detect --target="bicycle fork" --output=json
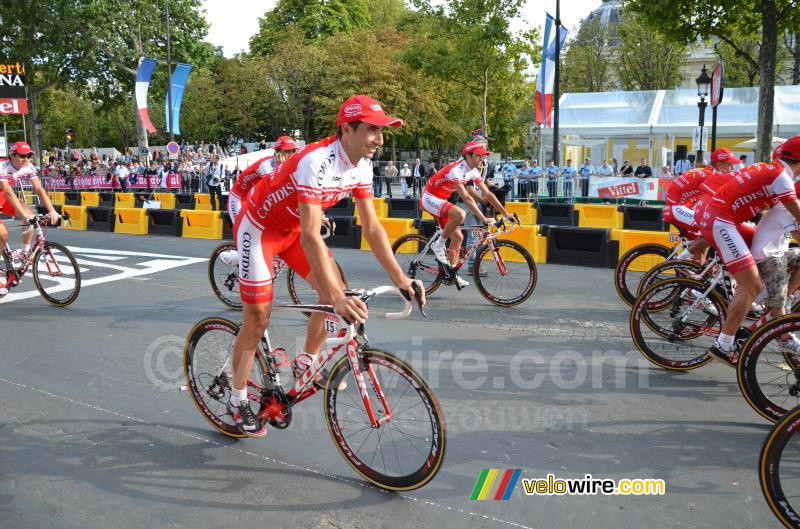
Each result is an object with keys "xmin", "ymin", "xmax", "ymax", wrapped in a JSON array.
[{"xmin": 346, "ymin": 343, "xmax": 393, "ymax": 428}]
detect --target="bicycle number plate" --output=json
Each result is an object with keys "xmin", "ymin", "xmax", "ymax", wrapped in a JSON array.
[
  {"xmin": 669, "ymin": 232, "xmax": 680, "ymax": 243},
  {"xmin": 324, "ymin": 314, "xmax": 339, "ymax": 334}
]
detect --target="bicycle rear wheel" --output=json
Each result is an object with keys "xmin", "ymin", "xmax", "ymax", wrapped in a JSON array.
[
  {"xmin": 473, "ymin": 239, "xmax": 537, "ymax": 307},
  {"xmin": 32, "ymin": 241, "xmax": 81, "ymax": 307},
  {"xmin": 391, "ymin": 234, "xmax": 442, "ymax": 296},
  {"xmin": 738, "ymin": 314, "xmax": 800, "ymax": 423},
  {"xmin": 208, "ymin": 242, "xmax": 241, "ymax": 310},
  {"xmin": 760, "ymin": 404, "xmax": 800, "ymax": 529},
  {"xmin": 630, "ymin": 278, "xmax": 724, "ymax": 370},
  {"xmin": 286, "ymin": 259, "xmax": 348, "ymax": 317},
  {"xmin": 184, "ymin": 317, "xmax": 269, "ymax": 438},
  {"xmin": 324, "ymin": 348, "xmax": 446, "ymax": 491},
  {"xmin": 615, "ymin": 243, "xmax": 673, "ymax": 306}
]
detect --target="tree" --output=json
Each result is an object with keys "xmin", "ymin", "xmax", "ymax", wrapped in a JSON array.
[
  {"xmin": 85, "ymin": 0, "xmax": 216, "ymax": 149},
  {"xmin": 404, "ymin": 0, "xmax": 540, "ymax": 136},
  {"xmin": 249, "ymin": 0, "xmax": 370, "ymax": 56},
  {"xmin": 615, "ymin": 9, "xmax": 686, "ymax": 91},
  {"xmin": 783, "ymin": 31, "xmax": 800, "ymax": 84},
  {"xmin": 562, "ymin": 17, "xmax": 614, "ymax": 93},
  {"xmin": 626, "ymin": 0, "xmax": 800, "ymax": 161}
]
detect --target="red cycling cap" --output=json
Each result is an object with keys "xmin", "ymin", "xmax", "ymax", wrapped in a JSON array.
[
  {"xmin": 9, "ymin": 141, "xmax": 33, "ymax": 155},
  {"xmin": 710, "ymin": 148, "xmax": 738, "ymax": 165},
  {"xmin": 336, "ymin": 95, "xmax": 403, "ymax": 128},
  {"xmin": 274, "ymin": 136, "xmax": 297, "ymax": 151},
  {"xmin": 463, "ymin": 140, "xmax": 491, "ymax": 156}
]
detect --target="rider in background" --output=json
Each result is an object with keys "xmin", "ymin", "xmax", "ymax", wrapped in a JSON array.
[
  {"xmin": 697, "ymin": 136, "xmax": 800, "ymax": 366},
  {"xmin": 420, "ymin": 141, "xmax": 514, "ymax": 288},
  {"xmin": 0, "ymin": 142, "xmax": 60, "ymax": 295}
]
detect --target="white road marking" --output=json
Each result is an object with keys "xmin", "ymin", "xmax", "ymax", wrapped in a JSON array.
[{"xmin": 0, "ymin": 246, "xmax": 207, "ymax": 304}]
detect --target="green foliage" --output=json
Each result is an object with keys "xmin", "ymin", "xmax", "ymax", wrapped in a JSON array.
[
  {"xmin": 250, "ymin": 0, "xmax": 370, "ymax": 56},
  {"xmin": 562, "ymin": 17, "xmax": 613, "ymax": 93},
  {"xmin": 615, "ymin": 9, "xmax": 687, "ymax": 90}
]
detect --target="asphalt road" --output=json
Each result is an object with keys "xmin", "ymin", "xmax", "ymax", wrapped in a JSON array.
[{"xmin": 0, "ymin": 228, "xmax": 781, "ymax": 529}]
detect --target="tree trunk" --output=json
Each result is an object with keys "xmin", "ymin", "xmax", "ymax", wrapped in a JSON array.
[
  {"xmin": 756, "ymin": 0, "xmax": 778, "ymax": 162},
  {"xmin": 482, "ymin": 67, "xmax": 489, "ymax": 134},
  {"xmin": 28, "ymin": 88, "xmax": 42, "ymax": 161},
  {"xmin": 793, "ymin": 32, "xmax": 800, "ymax": 85}
]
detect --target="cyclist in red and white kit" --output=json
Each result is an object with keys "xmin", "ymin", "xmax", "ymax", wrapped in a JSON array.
[
  {"xmin": 0, "ymin": 142, "xmax": 59, "ymax": 295},
  {"xmin": 663, "ymin": 148, "xmax": 742, "ymax": 262},
  {"xmin": 227, "ymin": 136, "xmax": 298, "ymax": 221},
  {"xmin": 227, "ymin": 95, "xmax": 424, "ymax": 436},
  {"xmin": 420, "ymin": 141, "xmax": 515, "ymax": 287},
  {"xmin": 696, "ymin": 135, "xmax": 800, "ymax": 366}
]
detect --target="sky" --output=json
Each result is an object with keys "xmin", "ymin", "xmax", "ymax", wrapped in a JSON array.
[{"xmin": 201, "ymin": 0, "xmax": 601, "ymax": 58}]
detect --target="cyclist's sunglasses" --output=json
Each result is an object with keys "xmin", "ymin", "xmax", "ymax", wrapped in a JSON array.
[{"xmin": 13, "ymin": 152, "xmax": 33, "ymax": 159}]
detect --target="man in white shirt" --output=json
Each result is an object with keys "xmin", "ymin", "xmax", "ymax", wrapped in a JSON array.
[
  {"xmin": 206, "ymin": 155, "xmax": 225, "ymax": 210},
  {"xmin": 596, "ymin": 159, "xmax": 614, "ymax": 177},
  {"xmin": 674, "ymin": 156, "xmax": 692, "ymax": 176}
]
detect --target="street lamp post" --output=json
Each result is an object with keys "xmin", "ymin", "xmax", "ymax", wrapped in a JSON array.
[
  {"xmin": 33, "ymin": 117, "xmax": 43, "ymax": 169},
  {"xmin": 695, "ymin": 64, "xmax": 712, "ymax": 163}
]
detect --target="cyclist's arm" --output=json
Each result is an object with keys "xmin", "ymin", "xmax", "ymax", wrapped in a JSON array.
[
  {"xmin": 475, "ymin": 179, "xmax": 511, "ymax": 218},
  {"xmin": 454, "ymin": 183, "xmax": 490, "ymax": 224},
  {"xmin": 466, "ymin": 184, "xmax": 487, "ymax": 205},
  {"xmin": 0, "ymin": 179, "xmax": 31, "ymax": 218},
  {"xmin": 784, "ymin": 199, "xmax": 800, "ymax": 227}
]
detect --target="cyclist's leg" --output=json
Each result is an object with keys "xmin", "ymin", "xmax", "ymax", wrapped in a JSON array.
[
  {"xmin": 281, "ymin": 238, "xmax": 344, "ymax": 358},
  {"xmin": 0, "ymin": 218, "xmax": 8, "ymax": 248},
  {"xmin": 441, "ymin": 206, "xmax": 465, "ymax": 266}
]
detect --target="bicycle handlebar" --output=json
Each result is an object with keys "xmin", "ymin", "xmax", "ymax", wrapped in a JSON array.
[{"xmin": 25, "ymin": 211, "xmax": 69, "ymax": 227}]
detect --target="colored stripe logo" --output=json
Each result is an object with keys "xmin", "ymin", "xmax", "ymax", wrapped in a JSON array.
[{"xmin": 470, "ymin": 469, "xmax": 521, "ymax": 500}]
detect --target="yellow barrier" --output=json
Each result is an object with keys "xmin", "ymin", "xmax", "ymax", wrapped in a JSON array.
[
  {"xmin": 154, "ymin": 192, "xmax": 176, "ymax": 209},
  {"xmin": 361, "ymin": 218, "xmax": 416, "ymax": 250},
  {"xmin": 421, "ymin": 209, "xmax": 434, "ymax": 220},
  {"xmin": 114, "ymin": 207, "xmax": 149, "ymax": 235},
  {"xmin": 81, "ymin": 191, "xmax": 100, "ymax": 207},
  {"xmin": 497, "ymin": 225, "xmax": 546, "ymax": 264},
  {"xmin": 194, "ymin": 193, "xmax": 212, "ymax": 211},
  {"xmin": 17, "ymin": 191, "xmax": 35, "ymax": 205},
  {"xmin": 354, "ymin": 197, "xmax": 389, "ymax": 225},
  {"xmin": 48, "ymin": 191, "xmax": 65, "ymax": 205},
  {"xmin": 610, "ymin": 228, "xmax": 677, "ymax": 271},
  {"xmin": 115, "ymin": 192, "xmax": 135, "ymax": 209},
  {"xmin": 574, "ymin": 204, "xmax": 624, "ymax": 229},
  {"xmin": 505, "ymin": 202, "xmax": 537, "ymax": 225},
  {"xmin": 62, "ymin": 205, "xmax": 87, "ymax": 230},
  {"xmin": 180, "ymin": 209, "xmax": 222, "ymax": 239}
]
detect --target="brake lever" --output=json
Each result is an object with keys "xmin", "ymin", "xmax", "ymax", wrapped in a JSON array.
[{"xmin": 400, "ymin": 281, "xmax": 428, "ymax": 318}]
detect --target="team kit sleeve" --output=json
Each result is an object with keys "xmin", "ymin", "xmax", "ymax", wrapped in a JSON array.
[
  {"xmin": 767, "ymin": 169, "xmax": 798, "ymax": 204},
  {"xmin": 293, "ymin": 153, "xmax": 325, "ymax": 205},
  {"xmin": 353, "ymin": 162, "xmax": 374, "ymax": 199}
]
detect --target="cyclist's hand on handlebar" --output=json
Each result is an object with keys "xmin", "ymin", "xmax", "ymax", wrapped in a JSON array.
[
  {"xmin": 47, "ymin": 210, "xmax": 60, "ymax": 226},
  {"xmin": 504, "ymin": 214, "xmax": 517, "ymax": 224},
  {"xmin": 321, "ymin": 216, "xmax": 332, "ymax": 230},
  {"xmin": 397, "ymin": 276, "xmax": 426, "ymax": 307},
  {"xmin": 333, "ymin": 296, "xmax": 368, "ymax": 324}
]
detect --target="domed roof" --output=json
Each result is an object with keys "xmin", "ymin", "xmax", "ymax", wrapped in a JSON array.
[{"xmin": 586, "ymin": 0, "xmax": 622, "ymax": 29}]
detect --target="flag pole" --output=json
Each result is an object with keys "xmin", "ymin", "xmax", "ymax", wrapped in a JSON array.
[
  {"xmin": 551, "ymin": 0, "xmax": 561, "ymax": 166},
  {"xmin": 166, "ymin": 0, "xmax": 174, "ymax": 142}
]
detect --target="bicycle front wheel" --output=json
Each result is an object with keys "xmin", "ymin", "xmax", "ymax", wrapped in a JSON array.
[
  {"xmin": 324, "ymin": 348, "xmax": 446, "ymax": 491},
  {"xmin": 629, "ymin": 278, "xmax": 724, "ymax": 370},
  {"xmin": 208, "ymin": 242, "xmax": 241, "ymax": 310},
  {"xmin": 184, "ymin": 317, "xmax": 269, "ymax": 438},
  {"xmin": 636, "ymin": 259, "xmax": 705, "ymax": 301},
  {"xmin": 473, "ymin": 239, "xmax": 537, "ymax": 307},
  {"xmin": 32, "ymin": 241, "xmax": 81, "ymax": 307},
  {"xmin": 286, "ymin": 259, "xmax": 348, "ymax": 317},
  {"xmin": 760, "ymin": 404, "xmax": 800, "ymax": 529},
  {"xmin": 391, "ymin": 234, "xmax": 442, "ymax": 296},
  {"xmin": 738, "ymin": 314, "xmax": 800, "ymax": 423},
  {"xmin": 615, "ymin": 243, "xmax": 672, "ymax": 306}
]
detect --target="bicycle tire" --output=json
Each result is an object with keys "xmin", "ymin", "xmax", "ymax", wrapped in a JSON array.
[
  {"xmin": 615, "ymin": 243, "xmax": 672, "ymax": 306},
  {"xmin": 391, "ymin": 234, "xmax": 442, "ymax": 296},
  {"xmin": 286, "ymin": 259, "xmax": 348, "ymax": 318},
  {"xmin": 737, "ymin": 313, "xmax": 800, "ymax": 423},
  {"xmin": 636, "ymin": 259, "xmax": 706, "ymax": 300},
  {"xmin": 473, "ymin": 239, "xmax": 537, "ymax": 307},
  {"xmin": 324, "ymin": 348, "xmax": 446, "ymax": 491},
  {"xmin": 208, "ymin": 242, "xmax": 242, "ymax": 310},
  {"xmin": 32, "ymin": 241, "xmax": 81, "ymax": 307},
  {"xmin": 183, "ymin": 317, "xmax": 269, "ymax": 438},
  {"xmin": 630, "ymin": 277, "xmax": 724, "ymax": 370},
  {"xmin": 760, "ymin": 404, "xmax": 800, "ymax": 529}
]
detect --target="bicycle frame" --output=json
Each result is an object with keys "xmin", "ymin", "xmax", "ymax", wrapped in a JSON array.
[
  {"xmin": 416, "ymin": 222, "xmax": 514, "ymax": 273},
  {"xmin": 2, "ymin": 222, "xmax": 49, "ymax": 289}
]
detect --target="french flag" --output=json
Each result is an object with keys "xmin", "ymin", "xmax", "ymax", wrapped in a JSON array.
[
  {"xmin": 535, "ymin": 14, "xmax": 567, "ymax": 128},
  {"xmin": 135, "ymin": 58, "xmax": 158, "ymax": 134}
]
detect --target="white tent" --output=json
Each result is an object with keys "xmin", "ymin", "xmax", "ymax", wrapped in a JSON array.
[{"xmin": 219, "ymin": 149, "xmax": 274, "ymax": 172}]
